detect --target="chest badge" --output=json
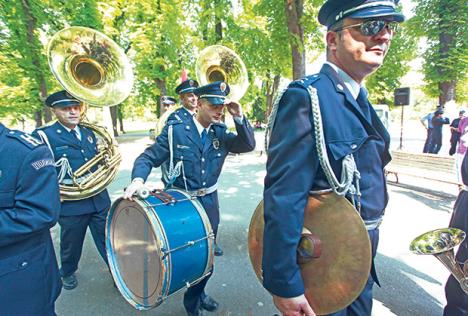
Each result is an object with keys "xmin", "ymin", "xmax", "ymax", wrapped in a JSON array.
[
  {"xmin": 212, "ymin": 138, "xmax": 220, "ymax": 150},
  {"xmin": 87, "ymin": 136, "xmax": 93, "ymax": 144}
]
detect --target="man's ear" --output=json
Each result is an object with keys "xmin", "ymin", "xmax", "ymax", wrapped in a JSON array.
[{"xmin": 326, "ymin": 31, "xmax": 338, "ymax": 52}]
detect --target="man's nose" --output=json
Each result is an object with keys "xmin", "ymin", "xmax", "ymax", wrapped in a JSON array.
[{"xmin": 374, "ymin": 26, "xmax": 392, "ymax": 42}]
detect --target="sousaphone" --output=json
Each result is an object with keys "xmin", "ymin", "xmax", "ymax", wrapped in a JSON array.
[
  {"xmin": 195, "ymin": 45, "xmax": 248, "ymax": 101},
  {"xmin": 46, "ymin": 26, "xmax": 134, "ymax": 200},
  {"xmin": 410, "ymin": 228, "xmax": 468, "ymax": 293}
]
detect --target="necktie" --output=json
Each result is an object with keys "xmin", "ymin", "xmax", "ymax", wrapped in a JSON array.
[
  {"xmin": 201, "ymin": 129, "xmax": 207, "ymax": 146},
  {"xmin": 71, "ymin": 129, "xmax": 80, "ymax": 141},
  {"xmin": 356, "ymin": 87, "xmax": 371, "ymax": 121}
]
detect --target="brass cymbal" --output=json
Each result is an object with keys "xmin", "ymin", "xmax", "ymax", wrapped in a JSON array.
[{"xmin": 248, "ymin": 192, "xmax": 371, "ymax": 315}]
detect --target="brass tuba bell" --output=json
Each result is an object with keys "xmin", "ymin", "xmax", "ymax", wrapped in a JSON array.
[
  {"xmin": 48, "ymin": 26, "xmax": 134, "ymax": 106},
  {"xmin": 46, "ymin": 26, "xmax": 133, "ymax": 200},
  {"xmin": 195, "ymin": 45, "xmax": 248, "ymax": 101},
  {"xmin": 410, "ymin": 228, "xmax": 468, "ymax": 294}
]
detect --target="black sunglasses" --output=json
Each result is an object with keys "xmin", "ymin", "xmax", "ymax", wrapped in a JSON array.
[{"xmin": 333, "ymin": 20, "xmax": 398, "ymax": 37}]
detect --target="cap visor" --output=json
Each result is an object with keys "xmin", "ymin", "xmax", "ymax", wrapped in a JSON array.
[
  {"xmin": 203, "ymin": 97, "xmax": 225, "ymax": 105},
  {"xmin": 179, "ymin": 87, "xmax": 197, "ymax": 94},
  {"xmin": 51, "ymin": 101, "xmax": 81, "ymax": 108}
]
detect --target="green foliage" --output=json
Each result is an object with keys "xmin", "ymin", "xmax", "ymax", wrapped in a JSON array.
[
  {"xmin": 0, "ymin": 0, "xmax": 422, "ymax": 126},
  {"xmin": 411, "ymin": 0, "xmax": 467, "ymax": 103},
  {"xmin": 0, "ymin": 0, "xmax": 52, "ymax": 120},
  {"xmin": 367, "ymin": 24, "xmax": 418, "ymax": 106}
]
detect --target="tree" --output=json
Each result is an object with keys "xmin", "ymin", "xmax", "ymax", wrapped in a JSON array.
[
  {"xmin": 128, "ymin": 0, "xmax": 192, "ymax": 119},
  {"xmin": 411, "ymin": 0, "xmax": 467, "ymax": 106},
  {"xmin": 0, "ymin": 0, "xmax": 56, "ymax": 126},
  {"xmin": 366, "ymin": 23, "xmax": 417, "ymax": 106}
]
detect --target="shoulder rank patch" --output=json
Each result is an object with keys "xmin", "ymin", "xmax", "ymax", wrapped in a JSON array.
[
  {"xmin": 8, "ymin": 131, "xmax": 43, "ymax": 148},
  {"xmin": 291, "ymin": 74, "xmax": 321, "ymax": 90},
  {"xmin": 31, "ymin": 158, "xmax": 55, "ymax": 170},
  {"xmin": 167, "ymin": 119, "xmax": 183, "ymax": 125}
]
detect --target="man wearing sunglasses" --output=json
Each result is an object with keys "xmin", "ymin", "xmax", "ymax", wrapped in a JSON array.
[{"xmin": 262, "ymin": 1, "xmax": 404, "ymax": 316}]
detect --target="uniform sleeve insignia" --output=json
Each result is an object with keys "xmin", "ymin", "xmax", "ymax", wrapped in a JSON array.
[
  {"xmin": 31, "ymin": 158, "xmax": 55, "ymax": 170},
  {"xmin": 87, "ymin": 135, "xmax": 94, "ymax": 144}
]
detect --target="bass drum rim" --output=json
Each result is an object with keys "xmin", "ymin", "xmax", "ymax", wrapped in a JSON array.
[
  {"xmin": 105, "ymin": 196, "xmax": 167, "ymax": 310},
  {"xmin": 106, "ymin": 189, "xmax": 215, "ymax": 310}
]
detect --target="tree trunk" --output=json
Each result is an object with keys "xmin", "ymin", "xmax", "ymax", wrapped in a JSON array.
[
  {"xmin": 284, "ymin": 0, "xmax": 305, "ymax": 80},
  {"xmin": 437, "ymin": 3, "xmax": 456, "ymax": 107},
  {"xmin": 214, "ymin": 0, "xmax": 223, "ymax": 43},
  {"xmin": 154, "ymin": 78, "xmax": 167, "ymax": 118},
  {"xmin": 109, "ymin": 106, "xmax": 119, "ymax": 137},
  {"xmin": 118, "ymin": 104, "xmax": 125, "ymax": 133},
  {"xmin": 34, "ymin": 110, "xmax": 42, "ymax": 128},
  {"xmin": 21, "ymin": 0, "xmax": 50, "ymax": 126},
  {"xmin": 438, "ymin": 31, "xmax": 456, "ymax": 106},
  {"xmin": 265, "ymin": 75, "xmax": 281, "ymax": 119}
]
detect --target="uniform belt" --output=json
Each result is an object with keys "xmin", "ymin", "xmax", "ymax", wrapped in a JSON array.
[
  {"xmin": 175, "ymin": 183, "xmax": 218, "ymax": 197},
  {"xmin": 364, "ymin": 217, "xmax": 383, "ymax": 231}
]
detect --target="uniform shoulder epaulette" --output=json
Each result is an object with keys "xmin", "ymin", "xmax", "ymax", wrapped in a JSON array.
[
  {"xmin": 6, "ymin": 130, "xmax": 43, "ymax": 149},
  {"xmin": 35, "ymin": 125, "xmax": 49, "ymax": 131},
  {"xmin": 290, "ymin": 73, "xmax": 322, "ymax": 90},
  {"xmin": 167, "ymin": 119, "xmax": 183, "ymax": 125}
]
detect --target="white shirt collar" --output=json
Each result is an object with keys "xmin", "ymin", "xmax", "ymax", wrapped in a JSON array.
[
  {"xmin": 192, "ymin": 116, "xmax": 211, "ymax": 136},
  {"xmin": 58, "ymin": 122, "xmax": 81, "ymax": 139},
  {"xmin": 325, "ymin": 61, "xmax": 362, "ymax": 99},
  {"xmin": 183, "ymin": 106, "xmax": 196, "ymax": 116}
]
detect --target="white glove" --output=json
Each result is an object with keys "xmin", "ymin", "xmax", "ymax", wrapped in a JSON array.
[{"xmin": 124, "ymin": 178, "xmax": 148, "ymax": 200}]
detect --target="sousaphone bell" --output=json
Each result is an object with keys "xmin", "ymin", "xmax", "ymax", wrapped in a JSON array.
[
  {"xmin": 195, "ymin": 45, "xmax": 248, "ymax": 101},
  {"xmin": 46, "ymin": 26, "xmax": 134, "ymax": 200},
  {"xmin": 410, "ymin": 228, "xmax": 468, "ymax": 293}
]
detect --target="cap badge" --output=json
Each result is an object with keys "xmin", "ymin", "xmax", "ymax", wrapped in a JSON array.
[
  {"xmin": 189, "ymin": 80, "xmax": 194, "ymax": 86},
  {"xmin": 220, "ymin": 82, "xmax": 227, "ymax": 92}
]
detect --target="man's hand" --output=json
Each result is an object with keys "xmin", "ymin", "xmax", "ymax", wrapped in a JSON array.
[
  {"xmin": 123, "ymin": 178, "xmax": 147, "ymax": 201},
  {"xmin": 225, "ymin": 99, "xmax": 243, "ymax": 118},
  {"xmin": 273, "ymin": 294, "xmax": 316, "ymax": 316}
]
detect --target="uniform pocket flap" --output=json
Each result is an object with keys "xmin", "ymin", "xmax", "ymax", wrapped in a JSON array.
[{"xmin": 327, "ymin": 138, "xmax": 366, "ymax": 161}]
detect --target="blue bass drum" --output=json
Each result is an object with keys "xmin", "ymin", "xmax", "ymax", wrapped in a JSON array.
[{"xmin": 106, "ymin": 188, "xmax": 214, "ymax": 310}]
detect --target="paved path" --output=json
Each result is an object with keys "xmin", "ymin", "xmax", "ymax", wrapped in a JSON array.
[{"xmin": 53, "ymin": 132, "xmax": 456, "ymax": 316}]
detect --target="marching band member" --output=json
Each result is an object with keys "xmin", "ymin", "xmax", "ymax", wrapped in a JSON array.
[
  {"xmin": 444, "ymin": 152, "xmax": 468, "ymax": 315},
  {"xmin": 33, "ymin": 91, "xmax": 111, "ymax": 290},
  {"xmin": 262, "ymin": 1, "xmax": 405, "ymax": 315},
  {"xmin": 0, "ymin": 123, "xmax": 61, "ymax": 315},
  {"xmin": 124, "ymin": 81, "xmax": 256, "ymax": 316},
  {"xmin": 164, "ymin": 78, "xmax": 224, "ymax": 256}
]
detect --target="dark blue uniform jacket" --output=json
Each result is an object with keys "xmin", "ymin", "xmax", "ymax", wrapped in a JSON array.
[
  {"xmin": 263, "ymin": 64, "xmax": 391, "ymax": 298},
  {"xmin": 0, "ymin": 123, "xmax": 61, "ymax": 315},
  {"xmin": 132, "ymin": 116, "xmax": 255, "ymax": 232},
  {"xmin": 33, "ymin": 122, "xmax": 110, "ymax": 216}
]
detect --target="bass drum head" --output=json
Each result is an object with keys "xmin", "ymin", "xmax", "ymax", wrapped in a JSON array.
[{"xmin": 106, "ymin": 198, "xmax": 165, "ymax": 310}]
